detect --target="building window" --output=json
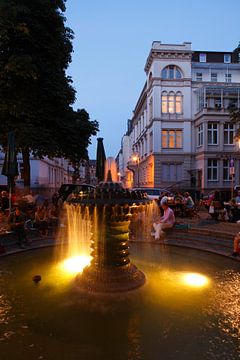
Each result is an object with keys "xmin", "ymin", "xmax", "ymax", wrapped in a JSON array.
[
  {"xmin": 161, "ymin": 65, "xmax": 182, "ymax": 79},
  {"xmin": 208, "ymin": 123, "xmax": 218, "ymax": 145},
  {"xmin": 224, "ymin": 54, "xmax": 231, "ymax": 63},
  {"xmin": 223, "ymin": 160, "xmax": 231, "ymax": 181},
  {"xmin": 199, "ymin": 53, "xmax": 206, "ymax": 62},
  {"xmin": 149, "ymin": 132, "xmax": 153, "ymax": 152},
  {"xmin": 211, "ymin": 73, "xmax": 217, "ymax": 82},
  {"xmin": 161, "ymin": 129, "xmax": 183, "ymax": 149},
  {"xmin": 224, "ymin": 123, "xmax": 234, "ymax": 145},
  {"xmin": 162, "ymin": 163, "xmax": 182, "ymax": 182},
  {"xmin": 161, "ymin": 91, "xmax": 183, "ymax": 114},
  {"xmin": 214, "ymin": 98, "xmax": 222, "ymax": 109},
  {"xmin": 175, "ymin": 92, "xmax": 182, "ymax": 114},
  {"xmin": 197, "ymin": 123, "xmax": 203, "ymax": 146},
  {"xmin": 207, "ymin": 159, "xmax": 218, "ymax": 181},
  {"xmin": 168, "ymin": 92, "xmax": 175, "ymax": 113},
  {"xmin": 196, "ymin": 72, "xmax": 202, "ymax": 81},
  {"xmin": 149, "ymin": 98, "xmax": 153, "ymax": 120},
  {"xmin": 225, "ymin": 73, "xmax": 232, "ymax": 83}
]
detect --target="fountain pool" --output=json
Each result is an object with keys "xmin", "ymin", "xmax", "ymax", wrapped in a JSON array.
[{"xmin": 0, "ymin": 244, "xmax": 239, "ymax": 360}]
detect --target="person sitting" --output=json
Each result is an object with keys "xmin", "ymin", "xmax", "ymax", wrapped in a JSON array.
[
  {"xmin": 152, "ymin": 198, "xmax": 175, "ymax": 240},
  {"xmin": 174, "ymin": 192, "xmax": 184, "ymax": 217},
  {"xmin": 8, "ymin": 206, "xmax": 27, "ymax": 248},
  {"xmin": 183, "ymin": 192, "xmax": 195, "ymax": 209},
  {"xmin": 235, "ymin": 191, "xmax": 240, "ymax": 204},
  {"xmin": 34, "ymin": 206, "xmax": 48, "ymax": 237},
  {"xmin": 232, "ymin": 232, "xmax": 240, "ymax": 257}
]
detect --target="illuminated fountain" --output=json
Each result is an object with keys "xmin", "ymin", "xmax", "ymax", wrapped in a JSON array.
[{"xmin": 67, "ymin": 180, "xmax": 151, "ymax": 293}]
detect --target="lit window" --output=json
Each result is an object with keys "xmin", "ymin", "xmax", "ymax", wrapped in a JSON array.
[
  {"xmin": 224, "ymin": 54, "xmax": 231, "ymax": 63},
  {"xmin": 161, "ymin": 129, "xmax": 183, "ymax": 149},
  {"xmin": 211, "ymin": 73, "xmax": 217, "ymax": 82},
  {"xmin": 161, "ymin": 66, "xmax": 182, "ymax": 79},
  {"xmin": 168, "ymin": 93, "xmax": 175, "ymax": 114},
  {"xmin": 199, "ymin": 53, "xmax": 206, "ymax": 62},
  {"xmin": 169, "ymin": 130, "xmax": 175, "ymax": 147},
  {"xmin": 176, "ymin": 130, "xmax": 183, "ymax": 148},
  {"xmin": 175, "ymin": 93, "xmax": 182, "ymax": 114},
  {"xmin": 161, "ymin": 91, "xmax": 183, "ymax": 114},
  {"xmin": 162, "ymin": 130, "xmax": 168, "ymax": 148},
  {"xmin": 225, "ymin": 73, "xmax": 232, "ymax": 83},
  {"xmin": 224, "ymin": 123, "xmax": 234, "ymax": 145},
  {"xmin": 161, "ymin": 93, "xmax": 168, "ymax": 113},
  {"xmin": 207, "ymin": 159, "xmax": 218, "ymax": 181}
]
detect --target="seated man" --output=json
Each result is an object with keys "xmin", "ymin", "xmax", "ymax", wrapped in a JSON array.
[
  {"xmin": 152, "ymin": 198, "xmax": 175, "ymax": 240},
  {"xmin": 8, "ymin": 206, "xmax": 26, "ymax": 248},
  {"xmin": 232, "ymin": 232, "xmax": 240, "ymax": 257}
]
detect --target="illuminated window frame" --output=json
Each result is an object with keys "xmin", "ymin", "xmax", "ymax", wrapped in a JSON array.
[{"xmin": 161, "ymin": 129, "xmax": 183, "ymax": 149}]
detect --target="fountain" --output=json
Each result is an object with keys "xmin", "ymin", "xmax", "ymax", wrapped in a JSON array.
[
  {"xmin": 68, "ymin": 178, "xmax": 151, "ymax": 293},
  {"xmin": 0, "ymin": 152, "xmax": 239, "ymax": 359}
]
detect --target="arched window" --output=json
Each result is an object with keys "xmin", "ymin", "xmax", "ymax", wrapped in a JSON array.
[
  {"xmin": 175, "ymin": 91, "xmax": 183, "ymax": 114},
  {"xmin": 168, "ymin": 91, "xmax": 175, "ymax": 114},
  {"xmin": 161, "ymin": 91, "xmax": 183, "ymax": 114},
  {"xmin": 161, "ymin": 91, "xmax": 168, "ymax": 113},
  {"xmin": 161, "ymin": 65, "xmax": 183, "ymax": 79}
]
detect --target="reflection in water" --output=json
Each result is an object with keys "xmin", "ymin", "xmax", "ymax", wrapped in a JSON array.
[
  {"xmin": 0, "ymin": 247, "xmax": 239, "ymax": 359},
  {"xmin": 127, "ymin": 313, "xmax": 141, "ymax": 360},
  {"xmin": 209, "ymin": 270, "xmax": 240, "ymax": 342}
]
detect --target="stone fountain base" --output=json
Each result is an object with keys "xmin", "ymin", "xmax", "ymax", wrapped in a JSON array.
[{"xmin": 76, "ymin": 263, "xmax": 146, "ymax": 293}]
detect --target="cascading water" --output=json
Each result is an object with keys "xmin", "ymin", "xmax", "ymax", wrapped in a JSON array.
[{"xmin": 66, "ymin": 182, "xmax": 152, "ymax": 293}]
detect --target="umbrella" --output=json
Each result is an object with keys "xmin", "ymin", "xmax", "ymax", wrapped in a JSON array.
[
  {"xmin": 95, "ymin": 137, "xmax": 106, "ymax": 182},
  {"xmin": 2, "ymin": 131, "xmax": 19, "ymax": 211}
]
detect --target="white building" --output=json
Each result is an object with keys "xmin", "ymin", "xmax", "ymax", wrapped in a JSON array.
[
  {"xmin": 118, "ymin": 41, "xmax": 240, "ymax": 193},
  {"xmin": 0, "ymin": 152, "xmax": 72, "ymax": 191}
]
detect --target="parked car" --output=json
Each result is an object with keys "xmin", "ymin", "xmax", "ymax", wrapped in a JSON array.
[
  {"xmin": 132, "ymin": 188, "xmax": 172, "ymax": 201},
  {"xmin": 54, "ymin": 184, "xmax": 95, "ymax": 205}
]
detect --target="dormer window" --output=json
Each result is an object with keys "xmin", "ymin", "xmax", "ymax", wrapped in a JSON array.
[
  {"xmin": 224, "ymin": 54, "xmax": 231, "ymax": 63},
  {"xmin": 199, "ymin": 53, "xmax": 206, "ymax": 62},
  {"xmin": 161, "ymin": 65, "xmax": 182, "ymax": 79}
]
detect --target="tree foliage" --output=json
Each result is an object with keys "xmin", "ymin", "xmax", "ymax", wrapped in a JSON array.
[{"xmin": 0, "ymin": 0, "xmax": 98, "ymax": 186}]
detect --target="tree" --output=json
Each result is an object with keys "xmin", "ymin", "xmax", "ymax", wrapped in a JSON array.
[{"xmin": 0, "ymin": 0, "xmax": 98, "ymax": 187}]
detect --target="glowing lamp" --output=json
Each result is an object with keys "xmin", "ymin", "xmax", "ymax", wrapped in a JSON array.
[
  {"xmin": 61, "ymin": 255, "xmax": 91, "ymax": 275},
  {"xmin": 182, "ymin": 273, "xmax": 209, "ymax": 288}
]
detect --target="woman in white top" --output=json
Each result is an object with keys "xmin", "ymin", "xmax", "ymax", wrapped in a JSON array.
[{"xmin": 152, "ymin": 198, "xmax": 175, "ymax": 240}]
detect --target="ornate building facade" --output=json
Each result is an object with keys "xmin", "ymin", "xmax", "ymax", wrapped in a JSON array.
[{"xmin": 118, "ymin": 42, "xmax": 240, "ymax": 193}]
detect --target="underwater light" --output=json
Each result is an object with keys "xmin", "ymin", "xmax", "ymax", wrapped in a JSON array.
[
  {"xmin": 61, "ymin": 255, "xmax": 91, "ymax": 275},
  {"xmin": 182, "ymin": 273, "xmax": 209, "ymax": 287}
]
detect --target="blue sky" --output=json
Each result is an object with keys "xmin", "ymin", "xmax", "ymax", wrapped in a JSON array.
[{"xmin": 65, "ymin": 0, "xmax": 240, "ymax": 159}]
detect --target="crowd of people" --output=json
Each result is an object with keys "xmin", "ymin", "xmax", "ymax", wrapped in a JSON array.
[
  {"xmin": 0, "ymin": 187, "xmax": 240, "ymax": 257},
  {"xmin": 0, "ymin": 190, "xmax": 60, "ymax": 248}
]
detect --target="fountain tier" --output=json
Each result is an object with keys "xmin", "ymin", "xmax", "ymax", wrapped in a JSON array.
[{"xmin": 68, "ymin": 183, "xmax": 151, "ymax": 293}]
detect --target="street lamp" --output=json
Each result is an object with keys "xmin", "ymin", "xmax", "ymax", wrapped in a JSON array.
[
  {"xmin": 132, "ymin": 154, "xmax": 140, "ymax": 188},
  {"xmin": 117, "ymin": 172, "xmax": 121, "ymax": 182}
]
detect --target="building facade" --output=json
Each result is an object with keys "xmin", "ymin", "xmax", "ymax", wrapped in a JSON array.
[{"xmin": 118, "ymin": 42, "xmax": 240, "ymax": 193}]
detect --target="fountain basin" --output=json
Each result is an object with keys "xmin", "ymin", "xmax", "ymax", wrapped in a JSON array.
[{"xmin": 0, "ymin": 244, "xmax": 239, "ymax": 360}]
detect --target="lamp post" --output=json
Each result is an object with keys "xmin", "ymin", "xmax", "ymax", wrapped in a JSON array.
[
  {"xmin": 132, "ymin": 154, "xmax": 140, "ymax": 188},
  {"xmin": 117, "ymin": 172, "xmax": 121, "ymax": 182}
]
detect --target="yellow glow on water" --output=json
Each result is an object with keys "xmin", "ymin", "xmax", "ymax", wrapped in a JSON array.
[
  {"xmin": 182, "ymin": 273, "xmax": 209, "ymax": 287},
  {"xmin": 61, "ymin": 255, "xmax": 91, "ymax": 275}
]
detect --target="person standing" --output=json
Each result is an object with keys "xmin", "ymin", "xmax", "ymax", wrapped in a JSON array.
[{"xmin": 8, "ymin": 206, "xmax": 26, "ymax": 248}]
